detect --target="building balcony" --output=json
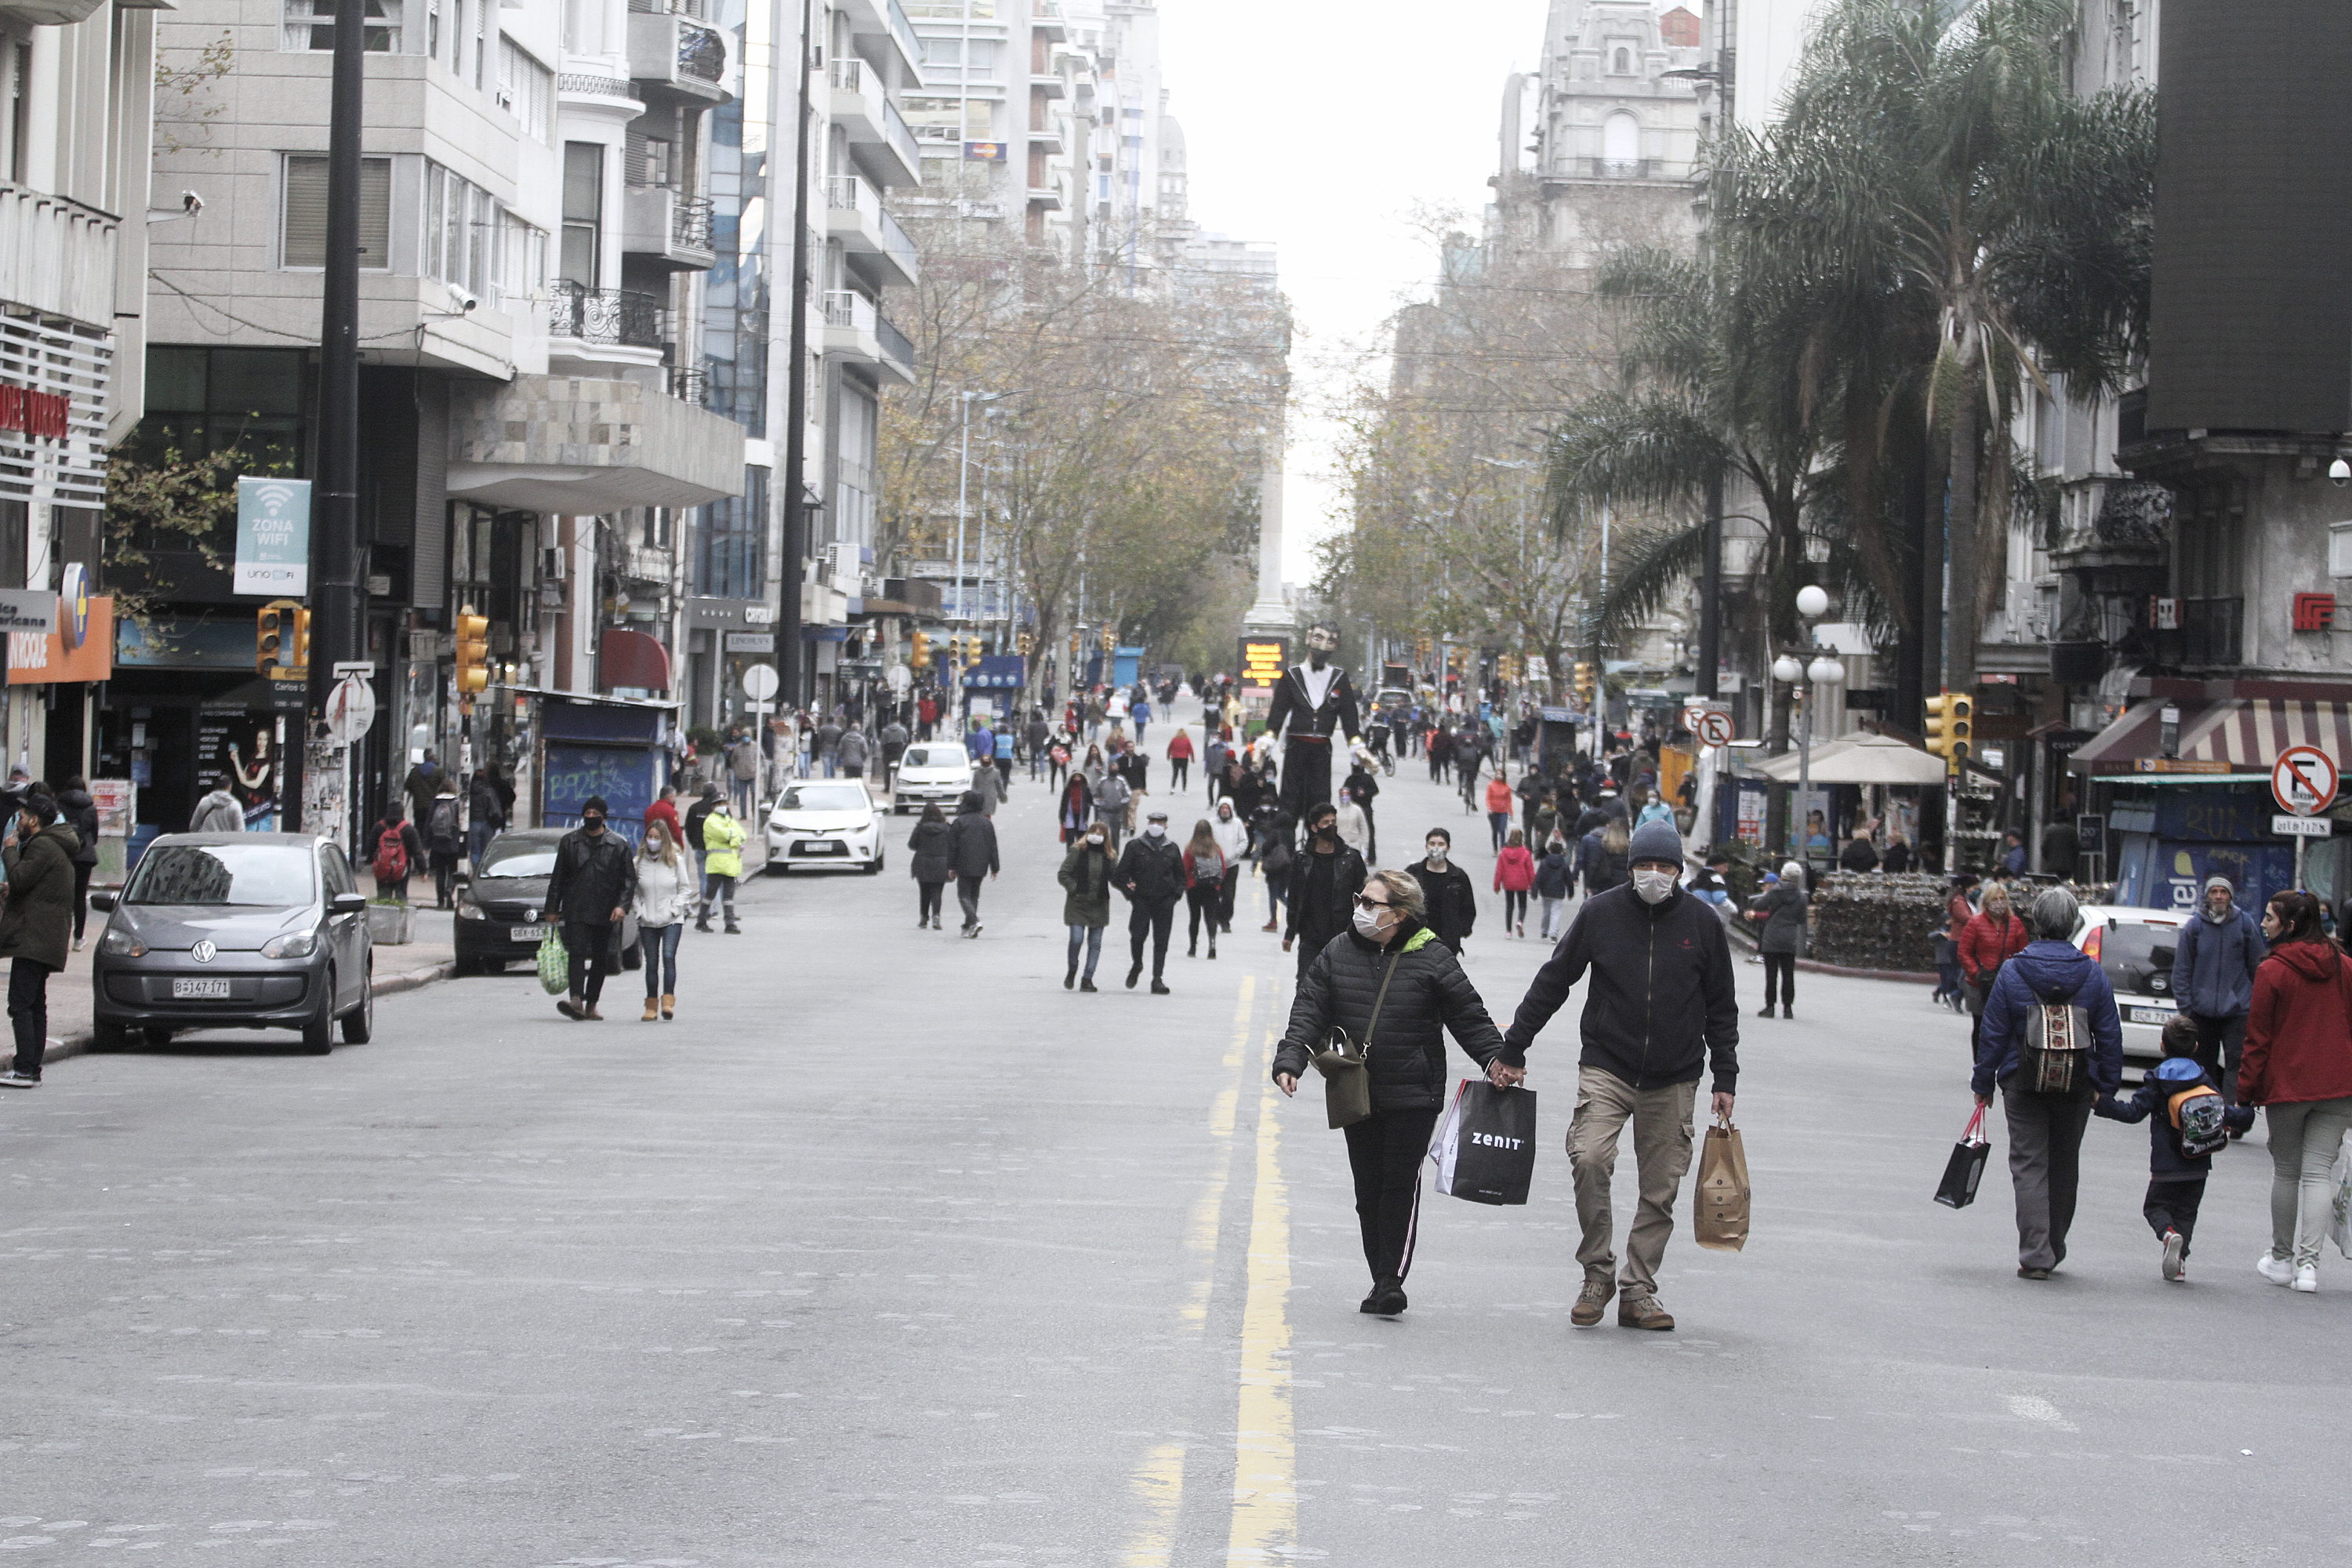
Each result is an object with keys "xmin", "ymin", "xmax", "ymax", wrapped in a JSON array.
[
  {"xmin": 835, "ymin": 0, "xmax": 920, "ymax": 78},
  {"xmin": 826, "ymin": 60, "xmax": 923, "ymax": 185},
  {"xmin": 1025, "ymin": 187, "xmax": 1064, "ymax": 212},
  {"xmin": 823, "ymin": 175, "xmax": 919, "ymax": 287},
  {"xmin": 548, "ymin": 283, "xmax": 664, "ymax": 348},
  {"xmin": 446, "ymin": 373, "xmax": 744, "ymax": 514},
  {"xmin": 821, "ymin": 289, "xmax": 916, "ymax": 387},
  {"xmin": 623, "ymin": 186, "xmax": 717, "ymax": 270},
  {"xmin": 0, "ymin": 182, "xmax": 118, "ymax": 332},
  {"xmin": 1031, "ymin": 71, "xmax": 1066, "ymax": 99},
  {"xmin": 557, "ymin": 72, "xmax": 646, "ymax": 114},
  {"xmin": 627, "ymin": 11, "xmax": 733, "ymax": 103},
  {"xmin": 1552, "ymin": 156, "xmax": 1692, "ymax": 183}
]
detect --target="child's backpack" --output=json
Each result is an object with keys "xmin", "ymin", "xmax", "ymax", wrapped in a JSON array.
[
  {"xmin": 2168, "ymin": 1084, "xmax": 2230, "ymax": 1159},
  {"xmin": 372, "ymin": 823, "xmax": 409, "ymax": 884},
  {"xmin": 2017, "ymin": 996, "xmax": 2091, "ymax": 1095}
]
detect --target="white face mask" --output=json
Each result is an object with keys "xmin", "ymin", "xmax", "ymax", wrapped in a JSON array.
[
  {"xmin": 1352, "ymin": 903, "xmax": 1388, "ymax": 938},
  {"xmin": 1145, "ymin": 823, "xmax": 1166, "ymax": 838},
  {"xmin": 1631, "ymin": 868, "xmax": 1677, "ymax": 905},
  {"xmin": 1425, "ymin": 844, "xmax": 1448, "ymax": 864}
]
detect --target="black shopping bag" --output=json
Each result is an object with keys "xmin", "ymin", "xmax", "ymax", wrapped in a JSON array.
[
  {"xmin": 1428, "ymin": 1079, "xmax": 1537, "ymax": 1206},
  {"xmin": 1935, "ymin": 1105, "xmax": 1991, "ymax": 1210}
]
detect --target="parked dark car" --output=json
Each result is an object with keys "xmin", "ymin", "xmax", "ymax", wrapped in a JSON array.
[
  {"xmin": 453, "ymin": 827, "xmax": 641, "ymax": 976},
  {"xmin": 89, "ymin": 833, "xmax": 374, "ymax": 1054}
]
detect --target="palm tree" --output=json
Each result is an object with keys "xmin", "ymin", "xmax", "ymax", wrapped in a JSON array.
[{"xmin": 1742, "ymin": 0, "xmax": 2154, "ymax": 688}]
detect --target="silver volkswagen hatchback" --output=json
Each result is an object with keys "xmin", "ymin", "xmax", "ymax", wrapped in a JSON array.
[{"xmin": 89, "ymin": 833, "xmax": 374, "ymax": 1054}]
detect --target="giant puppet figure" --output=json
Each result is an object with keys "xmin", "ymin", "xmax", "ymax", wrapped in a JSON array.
[{"xmin": 1263, "ymin": 622, "xmax": 1363, "ymax": 818}]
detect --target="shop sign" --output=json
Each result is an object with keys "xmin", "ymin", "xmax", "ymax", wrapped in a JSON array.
[
  {"xmin": 724, "ymin": 632, "xmax": 771, "ymax": 653},
  {"xmin": 5, "ymin": 595, "xmax": 111, "ymax": 685},
  {"xmin": 2132, "ymin": 757, "xmax": 2230, "ymax": 774},
  {"xmin": 0, "ymin": 590, "xmax": 52, "ymax": 633},
  {"xmin": 1238, "ymin": 637, "xmax": 1288, "ymax": 691}
]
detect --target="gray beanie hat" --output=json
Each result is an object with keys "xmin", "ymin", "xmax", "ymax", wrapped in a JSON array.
[
  {"xmin": 2029, "ymin": 884, "xmax": 2081, "ymax": 941},
  {"xmin": 1628, "ymin": 817, "xmax": 1683, "ymax": 866}
]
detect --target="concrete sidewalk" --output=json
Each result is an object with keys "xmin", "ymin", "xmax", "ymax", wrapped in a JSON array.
[{"xmin": 0, "ymin": 902, "xmax": 460, "ymax": 1078}]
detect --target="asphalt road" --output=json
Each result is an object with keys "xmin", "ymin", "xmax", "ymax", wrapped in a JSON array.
[{"xmin": 5, "ymin": 706, "xmax": 2349, "ymax": 1566}]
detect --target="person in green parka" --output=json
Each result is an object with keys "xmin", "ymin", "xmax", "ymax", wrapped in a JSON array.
[
  {"xmin": 0, "ymin": 792, "xmax": 82, "ymax": 1087},
  {"xmin": 1058, "ymin": 822, "xmax": 1116, "ymax": 992}
]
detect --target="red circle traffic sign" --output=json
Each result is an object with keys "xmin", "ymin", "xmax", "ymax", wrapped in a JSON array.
[
  {"xmin": 2272, "ymin": 745, "xmax": 2339, "ymax": 816},
  {"xmin": 1694, "ymin": 710, "xmax": 1734, "ymax": 748}
]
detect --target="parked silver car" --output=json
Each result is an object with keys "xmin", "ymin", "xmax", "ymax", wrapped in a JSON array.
[{"xmin": 89, "ymin": 833, "xmax": 375, "ymax": 1054}]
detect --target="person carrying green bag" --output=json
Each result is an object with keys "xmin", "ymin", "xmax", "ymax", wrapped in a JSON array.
[{"xmin": 546, "ymin": 796, "xmax": 637, "ymax": 1020}]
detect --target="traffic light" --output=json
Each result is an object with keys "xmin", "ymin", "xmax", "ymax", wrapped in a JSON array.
[
  {"xmin": 292, "ymin": 607, "xmax": 312, "ymax": 673},
  {"xmin": 453, "ymin": 605, "xmax": 490, "ymax": 695},
  {"xmin": 966, "ymin": 637, "xmax": 984, "ymax": 668},
  {"xmin": 256, "ymin": 601, "xmax": 290, "ymax": 671},
  {"xmin": 1573, "ymin": 661, "xmax": 1595, "ymax": 703},
  {"xmin": 911, "ymin": 630, "xmax": 931, "ymax": 670},
  {"xmin": 1923, "ymin": 691, "xmax": 1974, "ymax": 770},
  {"xmin": 1016, "ymin": 630, "xmax": 1035, "ymax": 658},
  {"xmin": 1099, "ymin": 624, "xmax": 1116, "ymax": 652}
]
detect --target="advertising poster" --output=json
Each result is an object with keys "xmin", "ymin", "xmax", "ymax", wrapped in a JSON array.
[
  {"xmin": 233, "ymin": 476, "xmax": 311, "ymax": 596},
  {"xmin": 195, "ymin": 705, "xmax": 278, "ymax": 829}
]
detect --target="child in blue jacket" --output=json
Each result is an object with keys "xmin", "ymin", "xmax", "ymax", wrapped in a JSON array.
[{"xmin": 2095, "ymin": 1014, "xmax": 2256, "ymax": 1281}]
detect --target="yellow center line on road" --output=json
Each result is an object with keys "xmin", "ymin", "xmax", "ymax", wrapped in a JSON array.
[
  {"xmin": 1121, "ymin": 964, "xmax": 1265, "ymax": 1565},
  {"xmin": 1224, "ymin": 1022, "xmax": 1296, "ymax": 1563}
]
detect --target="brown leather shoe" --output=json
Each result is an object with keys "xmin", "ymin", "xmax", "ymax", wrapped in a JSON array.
[
  {"xmin": 1617, "ymin": 1295, "xmax": 1675, "ymax": 1330},
  {"xmin": 1569, "ymin": 1280, "xmax": 1613, "ymax": 1327}
]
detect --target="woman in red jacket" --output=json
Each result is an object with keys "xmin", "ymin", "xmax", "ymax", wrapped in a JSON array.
[
  {"xmin": 1493, "ymin": 828, "xmax": 1537, "ymax": 938},
  {"xmin": 2238, "ymin": 890, "xmax": 2352, "ymax": 1294},
  {"xmin": 1959, "ymin": 882, "xmax": 2031, "ymax": 1054}
]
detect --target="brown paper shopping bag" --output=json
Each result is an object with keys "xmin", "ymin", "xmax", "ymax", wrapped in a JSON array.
[{"xmin": 1693, "ymin": 1118, "xmax": 1750, "ymax": 1252}]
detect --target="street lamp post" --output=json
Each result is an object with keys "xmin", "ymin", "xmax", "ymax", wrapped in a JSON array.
[{"xmin": 1777, "ymin": 586, "xmax": 1845, "ymax": 869}]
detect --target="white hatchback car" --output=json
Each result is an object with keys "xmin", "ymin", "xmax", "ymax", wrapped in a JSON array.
[
  {"xmin": 890, "ymin": 741, "xmax": 977, "ymax": 815},
  {"xmin": 2070, "ymin": 904, "xmax": 2188, "ymax": 1064},
  {"xmin": 765, "ymin": 779, "xmax": 884, "ymax": 874}
]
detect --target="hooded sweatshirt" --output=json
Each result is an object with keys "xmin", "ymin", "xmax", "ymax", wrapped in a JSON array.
[
  {"xmin": 1973, "ymin": 938, "xmax": 2123, "ymax": 1098},
  {"xmin": 2238, "ymin": 938, "xmax": 2352, "ymax": 1106},
  {"xmin": 2169, "ymin": 894, "xmax": 2265, "ymax": 1018}
]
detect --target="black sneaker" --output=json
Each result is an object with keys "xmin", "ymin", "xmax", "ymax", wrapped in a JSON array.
[
  {"xmin": 1064, "ymin": 967, "xmax": 1077, "ymax": 990},
  {"xmin": 556, "ymin": 998, "xmax": 585, "ymax": 1020},
  {"xmin": 0, "ymin": 1070, "xmax": 38, "ymax": 1089},
  {"xmin": 1079, "ymin": 978, "xmax": 1098, "ymax": 992},
  {"xmin": 1150, "ymin": 979, "xmax": 1171, "ymax": 995},
  {"xmin": 1126, "ymin": 961, "xmax": 1142, "ymax": 989}
]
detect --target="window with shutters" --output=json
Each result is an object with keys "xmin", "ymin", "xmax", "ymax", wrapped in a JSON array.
[
  {"xmin": 280, "ymin": 154, "xmax": 394, "ymax": 270},
  {"xmin": 497, "ymin": 38, "xmax": 553, "ymax": 142},
  {"xmin": 281, "ymin": 0, "xmax": 403, "ymax": 53}
]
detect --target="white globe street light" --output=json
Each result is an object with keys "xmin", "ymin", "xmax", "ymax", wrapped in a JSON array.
[
  {"xmin": 1771, "ymin": 654, "xmax": 1804, "ymax": 684},
  {"xmin": 1808, "ymin": 654, "xmax": 1846, "ymax": 685},
  {"xmin": 1795, "ymin": 583, "xmax": 1831, "ymax": 619}
]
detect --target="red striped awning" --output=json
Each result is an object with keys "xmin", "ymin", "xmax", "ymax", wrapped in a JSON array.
[{"xmin": 2071, "ymin": 698, "xmax": 2352, "ymax": 774}]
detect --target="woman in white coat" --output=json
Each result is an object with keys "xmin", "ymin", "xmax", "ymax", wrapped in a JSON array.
[{"xmin": 635, "ymin": 818, "xmax": 694, "ymax": 1020}]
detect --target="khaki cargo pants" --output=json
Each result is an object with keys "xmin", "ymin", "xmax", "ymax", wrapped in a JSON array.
[{"xmin": 1568, "ymin": 1065, "xmax": 1697, "ymax": 1300}]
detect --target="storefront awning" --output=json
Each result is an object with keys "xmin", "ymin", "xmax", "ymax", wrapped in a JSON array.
[
  {"xmin": 1751, "ymin": 731, "xmax": 1948, "ymax": 785},
  {"xmin": 599, "ymin": 627, "xmax": 672, "ymax": 693},
  {"xmin": 2070, "ymin": 697, "xmax": 2352, "ymax": 775}
]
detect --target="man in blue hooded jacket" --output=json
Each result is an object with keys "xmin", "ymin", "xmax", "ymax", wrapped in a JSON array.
[
  {"xmin": 2169, "ymin": 873, "xmax": 2264, "ymax": 1105},
  {"xmin": 1975, "ymin": 885, "xmax": 2123, "ymax": 1279}
]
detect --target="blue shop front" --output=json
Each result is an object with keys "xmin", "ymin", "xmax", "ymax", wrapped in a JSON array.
[
  {"xmin": 2068, "ymin": 685, "xmax": 2352, "ymax": 913},
  {"xmin": 536, "ymin": 692, "xmax": 675, "ymax": 844}
]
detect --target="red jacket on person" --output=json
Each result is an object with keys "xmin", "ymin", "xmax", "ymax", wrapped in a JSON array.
[
  {"xmin": 2238, "ymin": 938, "xmax": 2352, "ymax": 1106},
  {"xmin": 1167, "ymin": 731, "xmax": 1194, "ymax": 760},
  {"xmin": 1493, "ymin": 844, "xmax": 1536, "ymax": 893},
  {"xmin": 1958, "ymin": 911, "xmax": 2030, "ymax": 985}
]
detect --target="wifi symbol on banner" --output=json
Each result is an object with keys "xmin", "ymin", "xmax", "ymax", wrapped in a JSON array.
[{"xmin": 252, "ymin": 481, "xmax": 299, "ymax": 516}]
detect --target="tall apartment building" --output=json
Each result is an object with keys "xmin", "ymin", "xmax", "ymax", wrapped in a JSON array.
[
  {"xmin": 684, "ymin": 0, "xmax": 919, "ymax": 726},
  {"xmin": 134, "ymin": 0, "xmax": 744, "ymax": 833},
  {"xmin": 0, "ymin": 0, "xmax": 158, "ymax": 782}
]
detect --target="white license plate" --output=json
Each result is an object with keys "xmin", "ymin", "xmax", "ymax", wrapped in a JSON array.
[
  {"xmin": 2129, "ymin": 1006, "xmax": 2172, "ymax": 1025},
  {"xmin": 172, "ymin": 978, "xmax": 232, "ymax": 999},
  {"xmin": 510, "ymin": 925, "xmax": 549, "ymax": 942},
  {"xmin": 799, "ymin": 842, "xmax": 842, "ymax": 855}
]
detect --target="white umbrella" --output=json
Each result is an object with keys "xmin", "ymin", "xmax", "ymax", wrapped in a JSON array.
[{"xmin": 1751, "ymin": 732, "xmax": 1948, "ymax": 786}]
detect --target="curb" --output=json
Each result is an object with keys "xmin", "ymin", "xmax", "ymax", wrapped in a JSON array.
[{"xmin": 16, "ymin": 957, "xmax": 458, "ymax": 1076}]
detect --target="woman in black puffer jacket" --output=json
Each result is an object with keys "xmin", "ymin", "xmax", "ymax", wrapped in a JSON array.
[{"xmin": 1273, "ymin": 869, "xmax": 1509, "ymax": 1317}]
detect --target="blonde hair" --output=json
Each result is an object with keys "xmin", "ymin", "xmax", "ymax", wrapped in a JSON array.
[
  {"xmin": 1367, "ymin": 868, "xmax": 1426, "ymax": 922},
  {"xmin": 642, "ymin": 816, "xmax": 680, "ymax": 867}
]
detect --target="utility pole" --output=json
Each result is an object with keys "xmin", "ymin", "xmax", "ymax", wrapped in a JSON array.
[
  {"xmin": 299, "ymin": 0, "xmax": 366, "ymax": 843},
  {"xmin": 771, "ymin": 0, "xmax": 815, "ymax": 710}
]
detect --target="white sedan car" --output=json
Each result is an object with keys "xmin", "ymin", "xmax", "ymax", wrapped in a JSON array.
[
  {"xmin": 765, "ymin": 780, "xmax": 884, "ymax": 874},
  {"xmin": 2070, "ymin": 904, "xmax": 2187, "ymax": 1065},
  {"xmin": 891, "ymin": 741, "xmax": 976, "ymax": 815}
]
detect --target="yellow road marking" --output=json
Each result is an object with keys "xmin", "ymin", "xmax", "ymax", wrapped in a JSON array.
[
  {"xmin": 1120, "ymin": 1441, "xmax": 1188, "ymax": 1568},
  {"xmin": 1225, "ymin": 1025, "xmax": 1295, "ymax": 1562}
]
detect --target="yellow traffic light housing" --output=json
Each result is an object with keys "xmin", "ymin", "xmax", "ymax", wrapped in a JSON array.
[
  {"xmin": 911, "ymin": 631, "xmax": 931, "ymax": 670},
  {"xmin": 256, "ymin": 601, "xmax": 287, "ymax": 672},
  {"xmin": 966, "ymin": 637, "xmax": 983, "ymax": 668},
  {"xmin": 1098, "ymin": 624, "xmax": 1115, "ymax": 652},
  {"xmin": 1573, "ymin": 661, "xmax": 1596, "ymax": 702},
  {"xmin": 292, "ymin": 607, "xmax": 312, "ymax": 673},
  {"xmin": 1924, "ymin": 691, "xmax": 1974, "ymax": 771},
  {"xmin": 454, "ymin": 605, "xmax": 491, "ymax": 695}
]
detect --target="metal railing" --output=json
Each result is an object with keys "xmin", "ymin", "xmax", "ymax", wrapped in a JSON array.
[
  {"xmin": 822, "ymin": 288, "xmax": 873, "ymax": 332},
  {"xmin": 882, "ymin": 98, "xmax": 920, "ymax": 167},
  {"xmin": 677, "ymin": 20, "xmax": 724, "ymax": 81},
  {"xmin": 877, "ymin": 205, "xmax": 918, "ymax": 274},
  {"xmin": 824, "ymin": 172, "xmax": 877, "ymax": 217},
  {"xmin": 830, "ymin": 56, "xmax": 868, "ymax": 93},
  {"xmin": 670, "ymin": 365, "xmax": 709, "ymax": 405},
  {"xmin": 671, "ymin": 193, "xmax": 714, "ymax": 251},
  {"xmin": 549, "ymin": 283, "xmax": 663, "ymax": 348}
]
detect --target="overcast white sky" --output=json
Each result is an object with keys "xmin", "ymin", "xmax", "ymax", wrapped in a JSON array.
[{"xmin": 1157, "ymin": 0, "xmax": 1548, "ymax": 588}]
